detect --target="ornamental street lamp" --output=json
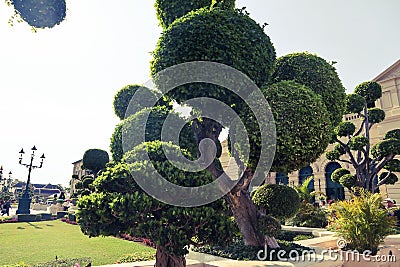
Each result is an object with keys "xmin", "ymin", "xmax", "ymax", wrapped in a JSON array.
[{"xmin": 16, "ymin": 146, "xmax": 45, "ymax": 214}]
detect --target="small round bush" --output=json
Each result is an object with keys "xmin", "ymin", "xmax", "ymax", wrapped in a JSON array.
[
  {"xmin": 384, "ymin": 129, "xmax": 400, "ymax": 140},
  {"xmin": 252, "ymin": 184, "xmax": 300, "ymax": 220},
  {"xmin": 257, "ymin": 215, "xmax": 281, "ymax": 237},
  {"xmin": 368, "ymin": 108, "xmax": 385, "ymax": 124},
  {"xmin": 354, "ymin": 81, "xmax": 382, "ymax": 107},
  {"xmin": 385, "ymin": 159, "xmax": 400, "ymax": 172},
  {"xmin": 348, "ymin": 136, "xmax": 369, "ymax": 151},
  {"xmin": 345, "ymin": 94, "xmax": 366, "ymax": 114},
  {"xmin": 272, "ymin": 52, "xmax": 346, "ymax": 126},
  {"xmin": 82, "ymin": 149, "xmax": 109, "ymax": 175},
  {"xmin": 379, "ymin": 172, "xmax": 399, "ymax": 185},
  {"xmin": 335, "ymin": 121, "xmax": 356, "ymax": 137},
  {"xmin": 339, "ymin": 174, "xmax": 357, "ymax": 189},
  {"xmin": 331, "ymin": 168, "xmax": 350, "ymax": 184}
]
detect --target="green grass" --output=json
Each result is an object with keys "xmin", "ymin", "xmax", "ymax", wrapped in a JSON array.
[{"xmin": 0, "ymin": 220, "xmax": 155, "ymax": 265}]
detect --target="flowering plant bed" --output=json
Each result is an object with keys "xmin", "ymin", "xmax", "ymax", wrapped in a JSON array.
[{"xmin": 0, "ymin": 216, "xmax": 17, "ymax": 223}]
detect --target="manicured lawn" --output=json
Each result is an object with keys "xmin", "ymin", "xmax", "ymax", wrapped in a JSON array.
[{"xmin": 0, "ymin": 220, "xmax": 155, "ymax": 265}]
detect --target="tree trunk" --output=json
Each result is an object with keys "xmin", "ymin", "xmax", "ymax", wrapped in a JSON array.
[
  {"xmin": 155, "ymin": 246, "xmax": 186, "ymax": 267},
  {"xmin": 225, "ymin": 190, "xmax": 280, "ymax": 248}
]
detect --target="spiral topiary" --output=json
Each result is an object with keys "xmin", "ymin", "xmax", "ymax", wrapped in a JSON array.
[
  {"xmin": 367, "ymin": 108, "xmax": 385, "ymax": 124},
  {"xmin": 272, "ymin": 52, "xmax": 346, "ymax": 126},
  {"xmin": 331, "ymin": 168, "xmax": 350, "ymax": 184},
  {"xmin": 261, "ymin": 80, "xmax": 331, "ymax": 173},
  {"xmin": 150, "ymin": 7, "xmax": 276, "ymax": 106},
  {"xmin": 335, "ymin": 121, "xmax": 356, "ymax": 137},
  {"xmin": 339, "ymin": 174, "xmax": 357, "ymax": 189},
  {"xmin": 354, "ymin": 81, "xmax": 382, "ymax": 108},
  {"xmin": 345, "ymin": 93, "xmax": 366, "ymax": 114},
  {"xmin": 155, "ymin": 0, "xmax": 211, "ymax": 29},
  {"xmin": 348, "ymin": 136, "xmax": 369, "ymax": 151},
  {"xmin": 11, "ymin": 0, "xmax": 66, "ymax": 28},
  {"xmin": 252, "ymin": 184, "xmax": 300, "ymax": 220}
]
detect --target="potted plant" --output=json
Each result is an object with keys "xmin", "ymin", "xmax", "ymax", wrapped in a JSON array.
[{"xmin": 330, "ymin": 188, "xmax": 397, "ymax": 266}]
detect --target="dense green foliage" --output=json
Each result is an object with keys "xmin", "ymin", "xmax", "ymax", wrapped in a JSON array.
[
  {"xmin": 155, "ymin": 0, "xmax": 211, "ymax": 29},
  {"xmin": 257, "ymin": 215, "xmax": 281, "ymax": 237},
  {"xmin": 113, "ymin": 84, "xmax": 171, "ymax": 120},
  {"xmin": 288, "ymin": 202, "xmax": 328, "ymax": 228},
  {"xmin": 371, "ymin": 138, "xmax": 400, "ymax": 158},
  {"xmin": 345, "ymin": 93, "xmax": 365, "ymax": 114},
  {"xmin": 331, "ymin": 168, "xmax": 350, "ymax": 184},
  {"xmin": 354, "ymin": 81, "xmax": 382, "ymax": 107},
  {"xmin": 384, "ymin": 129, "xmax": 400, "ymax": 140},
  {"xmin": 252, "ymin": 184, "xmax": 300, "ymax": 220},
  {"xmin": 211, "ymin": 0, "xmax": 235, "ymax": 9},
  {"xmin": 348, "ymin": 136, "xmax": 369, "ymax": 151},
  {"xmin": 261, "ymin": 81, "xmax": 331, "ymax": 173},
  {"xmin": 330, "ymin": 189, "xmax": 396, "ymax": 255},
  {"xmin": 82, "ymin": 149, "xmax": 109, "ymax": 176},
  {"xmin": 151, "ymin": 7, "xmax": 276, "ymax": 105},
  {"xmin": 78, "ymin": 142, "xmax": 235, "ymax": 257},
  {"xmin": 385, "ymin": 159, "xmax": 400, "ymax": 172},
  {"xmin": 10, "ymin": 0, "xmax": 66, "ymax": 28},
  {"xmin": 367, "ymin": 108, "xmax": 386, "ymax": 123},
  {"xmin": 272, "ymin": 52, "xmax": 346, "ymax": 126},
  {"xmin": 339, "ymin": 174, "xmax": 357, "ymax": 189},
  {"xmin": 110, "ymin": 106, "xmax": 196, "ymax": 162},
  {"xmin": 334, "ymin": 121, "xmax": 356, "ymax": 137},
  {"xmin": 378, "ymin": 172, "xmax": 398, "ymax": 185}
]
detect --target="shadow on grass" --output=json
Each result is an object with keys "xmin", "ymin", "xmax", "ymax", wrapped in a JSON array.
[
  {"xmin": 46, "ymin": 224, "xmax": 54, "ymax": 227},
  {"xmin": 17, "ymin": 226, "xmax": 25, "ymax": 230},
  {"xmin": 28, "ymin": 222, "xmax": 43, "ymax": 229}
]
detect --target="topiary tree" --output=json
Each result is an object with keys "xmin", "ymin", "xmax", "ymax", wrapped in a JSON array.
[
  {"xmin": 82, "ymin": 149, "xmax": 109, "ymax": 178},
  {"xmin": 6, "ymin": 0, "xmax": 66, "ymax": 29},
  {"xmin": 77, "ymin": 142, "xmax": 235, "ymax": 267},
  {"xmin": 272, "ymin": 52, "xmax": 346, "ymax": 127},
  {"xmin": 149, "ymin": 3, "xmax": 343, "ymax": 249},
  {"xmin": 326, "ymin": 81, "xmax": 400, "ymax": 192}
]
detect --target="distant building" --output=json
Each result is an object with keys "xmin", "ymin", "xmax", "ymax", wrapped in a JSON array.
[
  {"xmin": 269, "ymin": 59, "xmax": 400, "ymax": 201},
  {"xmin": 12, "ymin": 182, "xmax": 61, "ymax": 200},
  {"xmin": 70, "ymin": 159, "xmax": 92, "ymax": 195}
]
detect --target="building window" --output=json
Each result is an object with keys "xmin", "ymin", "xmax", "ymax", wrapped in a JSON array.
[
  {"xmin": 275, "ymin": 173, "xmax": 288, "ymax": 185},
  {"xmin": 325, "ymin": 162, "xmax": 345, "ymax": 200}
]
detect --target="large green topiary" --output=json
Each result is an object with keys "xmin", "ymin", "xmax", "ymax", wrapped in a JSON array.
[
  {"xmin": 261, "ymin": 81, "xmax": 331, "ymax": 173},
  {"xmin": 151, "ymin": 7, "xmax": 276, "ymax": 105},
  {"xmin": 252, "ymin": 184, "xmax": 300, "ymax": 220},
  {"xmin": 384, "ymin": 129, "xmax": 400, "ymax": 140},
  {"xmin": 272, "ymin": 52, "xmax": 346, "ymax": 126},
  {"xmin": 77, "ymin": 143, "xmax": 235, "ymax": 262},
  {"xmin": 335, "ymin": 121, "xmax": 356, "ymax": 137},
  {"xmin": 345, "ymin": 94, "xmax": 366, "ymax": 114},
  {"xmin": 367, "ymin": 108, "xmax": 385, "ymax": 124},
  {"xmin": 154, "ymin": 0, "xmax": 212, "ymax": 29}
]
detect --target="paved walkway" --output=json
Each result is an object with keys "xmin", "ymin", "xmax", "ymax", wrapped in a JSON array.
[{"xmin": 95, "ymin": 233, "xmax": 400, "ymax": 267}]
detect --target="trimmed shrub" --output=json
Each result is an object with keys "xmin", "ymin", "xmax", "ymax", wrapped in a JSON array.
[
  {"xmin": 335, "ymin": 121, "xmax": 356, "ymax": 137},
  {"xmin": 345, "ymin": 93, "xmax": 365, "ymax": 114},
  {"xmin": 354, "ymin": 81, "xmax": 382, "ymax": 107},
  {"xmin": 385, "ymin": 159, "xmax": 400, "ymax": 172},
  {"xmin": 252, "ymin": 184, "xmax": 300, "ymax": 220},
  {"xmin": 339, "ymin": 174, "xmax": 357, "ymax": 189},
  {"xmin": 348, "ymin": 136, "xmax": 369, "ymax": 151},
  {"xmin": 17, "ymin": 214, "xmax": 37, "ymax": 222},
  {"xmin": 379, "ymin": 172, "xmax": 398, "ymax": 185},
  {"xmin": 331, "ymin": 168, "xmax": 350, "ymax": 184},
  {"xmin": 384, "ymin": 129, "xmax": 400, "ymax": 140},
  {"xmin": 257, "ymin": 215, "xmax": 281, "ymax": 237},
  {"xmin": 367, "ymin": 108, "xmax": 385, "ymax": 123},
  {"xmin": 272, "ymin": 52, "xmax": 346, "ymax": 126}
]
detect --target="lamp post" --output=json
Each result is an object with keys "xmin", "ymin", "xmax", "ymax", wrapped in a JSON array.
[
  {"xmin": 0, "ymin": 167, "xmax": 12, "ymax": 197},
  {"xmin": 16, "ymin": 146, "xmax": 45, "ymax": 214}
]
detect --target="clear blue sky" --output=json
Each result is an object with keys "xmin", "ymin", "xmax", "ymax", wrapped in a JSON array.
[{"xmin": 0, "ymin": 0, "xmax": 398, "ymax": 187}]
